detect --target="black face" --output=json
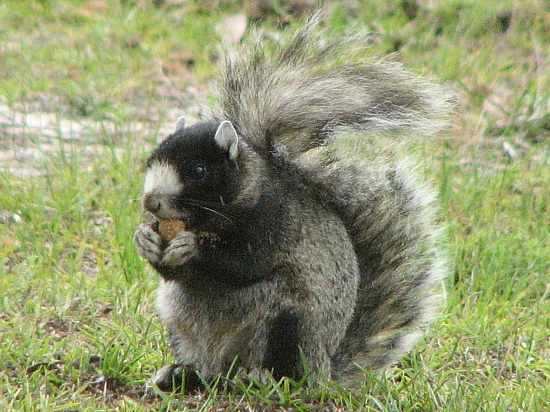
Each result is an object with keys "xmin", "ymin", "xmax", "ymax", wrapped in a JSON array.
[{"xmin": 147, "ymin": 121, "xmax": 242, "ymax": 216}]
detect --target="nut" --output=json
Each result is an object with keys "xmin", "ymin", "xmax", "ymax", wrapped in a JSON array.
[{"xmin": 158, "ymin": 219, "xmax": 186, "ymax": 242}]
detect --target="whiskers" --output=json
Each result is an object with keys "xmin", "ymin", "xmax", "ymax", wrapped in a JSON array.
[
  {"xmin": 135, "ymin": 193, "xmax": 235, "ymax": 227},
  {"xmin": 182, "ymin": 199, "xmax": 235, "ymax": 225}
]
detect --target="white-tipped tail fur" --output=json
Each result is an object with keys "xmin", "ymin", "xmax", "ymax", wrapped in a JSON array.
[{"xmin": 213, "ymin": 17, "xmax": 455, "ymax": 156}]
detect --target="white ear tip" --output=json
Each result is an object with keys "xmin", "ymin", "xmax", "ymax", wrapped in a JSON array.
[
  {"xmin": 216, "ymin": 120, "xmax": 238, "ymax": 137},
  {"xmin": 175, "ymin": 116, "xmax": 186, "ymax": 133},
  {"xmin": 220, "ymin": 120, "xmax": 234, "ymax": 131}
]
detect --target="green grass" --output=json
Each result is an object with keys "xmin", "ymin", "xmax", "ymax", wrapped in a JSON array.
[{"xmin": 1, "ymin": 0, "xmax": 549, "ymax": 411}]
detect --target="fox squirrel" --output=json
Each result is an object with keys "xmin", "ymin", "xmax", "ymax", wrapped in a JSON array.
[{"xmin": 134, "ymin": 19, "xmax": 453, "ymax": 391}]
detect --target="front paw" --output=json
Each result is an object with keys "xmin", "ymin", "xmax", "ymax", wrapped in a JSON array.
[
  {"xmin": 161, "ymin": 230, "xmax": 198, "ymax": 266},
  {"xmin": 134, "ymin": 223, "xmax": 163, "ymax": 265}
]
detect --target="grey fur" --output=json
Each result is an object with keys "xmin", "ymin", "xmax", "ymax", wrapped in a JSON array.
[{"xmin": 135, "ymin": 19, "xmax": 452, "ymax": 390}]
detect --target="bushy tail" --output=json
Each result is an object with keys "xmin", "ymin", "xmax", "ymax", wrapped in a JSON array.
[
  {"xmin": 213, "ymin": 18, "xmax": 455, "ymax": 156},
  {"xmin": 211, "ymin": 17, "xmax": 452, "ymax": 380}
]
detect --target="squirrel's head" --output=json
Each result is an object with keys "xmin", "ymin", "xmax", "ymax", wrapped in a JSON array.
[{"xmin": 142, "ymin": 118, "xmax": 250, "ymax": 226}]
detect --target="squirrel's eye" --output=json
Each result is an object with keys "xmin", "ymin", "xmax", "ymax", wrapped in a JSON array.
[{"xmin": 192, "ymin": 166, "xmax": 207, "ymax": 180}]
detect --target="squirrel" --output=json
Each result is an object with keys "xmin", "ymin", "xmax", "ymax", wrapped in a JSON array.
[{"xmin": 134, "ymin": 19, "xmax": 453, "ymax": 391}]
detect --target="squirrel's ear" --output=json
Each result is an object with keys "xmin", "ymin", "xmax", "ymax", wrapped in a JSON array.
[
  {"xmin": 174, "ymin": 116, "xmax": 186, "ymax": 133},
  {"xmin": 214, "ymin": 120, "xmax": 239, "ymax": 161}
]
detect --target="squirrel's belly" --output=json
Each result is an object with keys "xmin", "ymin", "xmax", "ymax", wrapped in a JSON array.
[{"xmin": 156, "ymin": 279, "xmax": 271, "ymax": 374}]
